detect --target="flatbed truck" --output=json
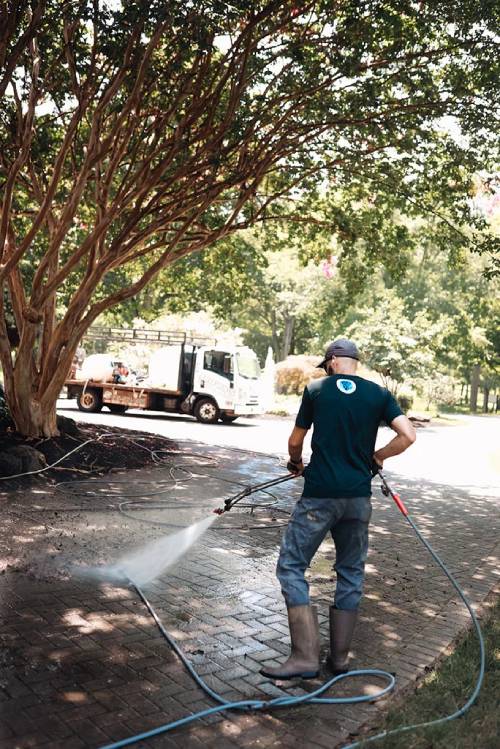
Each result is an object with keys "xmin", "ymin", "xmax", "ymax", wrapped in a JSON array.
[{"xmin": 65, "ymin": 342, "xmax": 263, "ymax": 424}]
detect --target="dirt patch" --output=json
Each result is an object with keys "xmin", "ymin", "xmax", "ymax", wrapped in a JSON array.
[{"xmin": 0, "ymin": 420, "xmax": 178, "ymax": 486}]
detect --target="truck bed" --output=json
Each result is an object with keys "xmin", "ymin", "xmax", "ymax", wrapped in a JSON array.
[
  {"xmin": 65, "ymin": 379, "xmax": 182, "ymax": 410},
  {"xmin": 65, "ymin": 379, "xmax": 182, "ymax": 396}
]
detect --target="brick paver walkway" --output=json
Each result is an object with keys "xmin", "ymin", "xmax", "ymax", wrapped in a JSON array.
[{"xmin": 0, "ymin": 443, "xmax": 498, "ymax": 749}]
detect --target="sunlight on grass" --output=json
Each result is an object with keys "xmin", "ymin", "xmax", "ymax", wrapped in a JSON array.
[{"xmin": 360, "ymin": 599, "xmax": 499, "ymax": 748}]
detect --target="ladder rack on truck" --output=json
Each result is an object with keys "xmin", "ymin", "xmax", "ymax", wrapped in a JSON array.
[{"xmin": 83, "ymin": 327, "xmax": 217, "ymax": 346}]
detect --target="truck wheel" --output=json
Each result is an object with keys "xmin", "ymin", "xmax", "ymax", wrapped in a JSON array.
[
  {"xmin": 194, "ymin": 397, "xmax": 220, "ymax": 424},
  {"xmin": 220, "ymin": 415, "xmax": 238, "ymax": 423},
  {"xmin": 77, "ymin": 389, "xmax": 103, "ymax": 413},
  {"xmin": 107, "ymin": 404, "xmax": 128, "ymax": 414}
]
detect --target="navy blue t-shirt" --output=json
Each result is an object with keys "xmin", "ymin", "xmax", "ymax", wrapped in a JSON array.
[{"xmin": 296, "ymin": 374, "xmax": 403, "ymax": 498}]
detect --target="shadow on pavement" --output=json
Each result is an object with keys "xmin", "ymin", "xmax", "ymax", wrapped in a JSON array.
[{"xmin": 0, "ymin": 449, "xmax": 498, "ymax": 749}]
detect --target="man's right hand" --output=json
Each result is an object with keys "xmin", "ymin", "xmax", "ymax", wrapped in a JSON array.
[
  {"xmin": 287, "ymin": 459, "xmax": 304, "ymax": 476},
  {"xmin": 372, "ymin": 454, "xmax": 383, "ymax": 475},
  {"xmin": 373, "ymin": 416, "xmax": 416, "ymax": 470}
]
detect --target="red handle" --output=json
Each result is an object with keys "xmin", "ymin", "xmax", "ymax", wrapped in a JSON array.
[{"xmin": 391, "ymin": 491, "xmax": 409, "ymax": 516}]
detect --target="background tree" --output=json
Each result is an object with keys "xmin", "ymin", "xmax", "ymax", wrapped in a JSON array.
[
  {"xmin": 95, "ymin": 233, "xmax": 267, "ymax": 326},
  {"xmin": 1, "ymin": 0, "xmax": 499, "ymax": 435},
  {"xmin": 210, "ymin": 228, "xmax": 334, "ymax": 363},
  {"xmin": 394, "ymin": 230, "xmax": 500, "ymax": 412},
  {"xmin": 154, "ymin": 220, "xmax": 344, "ymax": 362},
  {"xmin": 198, "ymin": 206, "xmax": 498, "ymax": 409},
  {"xmin": 345, "ymin": 295, "xmax": 440, "ymax": 397}
]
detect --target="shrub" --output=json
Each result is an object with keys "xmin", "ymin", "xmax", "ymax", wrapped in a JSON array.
[
  {"xmin": 397, "ymin": 392, "xmax": 414, "ymax": 412},
  {"xmin": 414, "ymin": 374, "xmax": 460, "ymax": 409},
  {"xmin": 275, "ymin": 355, "xmax": 325, "ymax": 395}
]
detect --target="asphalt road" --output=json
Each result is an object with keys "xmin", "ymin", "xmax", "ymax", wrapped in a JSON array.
[{"xmin": 57, "ymin": 398, "xmax": 500, "ymax": 495}]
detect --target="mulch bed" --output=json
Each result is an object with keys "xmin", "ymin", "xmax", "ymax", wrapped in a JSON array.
[{"xmin": 0, "ymin": 421, "xmax": 178, "ymax": 485}]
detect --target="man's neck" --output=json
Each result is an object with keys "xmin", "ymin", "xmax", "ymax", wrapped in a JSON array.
[
  {"xmin": 333, "ymin": 366, "xmax": 358, "ymax": 376},
  {"xmin": 326, "ymin": 357, "xmax": 359, "ymax": 376}
]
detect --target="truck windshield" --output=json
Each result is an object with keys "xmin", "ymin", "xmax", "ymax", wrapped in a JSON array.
[{"xmin": 236, "ymin": 353, "xmax": 260, "ymax": 379}]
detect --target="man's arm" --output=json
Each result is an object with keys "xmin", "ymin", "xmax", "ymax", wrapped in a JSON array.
[
  {"xmin": 373, "ymin": 415, "xmax": 416, "ymax": 468},
  {"xmin": 287, "ymin": 425, "xmax": 309, "ymax": 475}
]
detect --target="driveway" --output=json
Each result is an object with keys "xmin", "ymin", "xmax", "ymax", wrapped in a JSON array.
[{"xmin": 0, "ymin": 405, "xmax": 497, "ymax": 748}]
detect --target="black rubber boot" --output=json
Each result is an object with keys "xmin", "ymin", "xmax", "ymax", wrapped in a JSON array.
[
  {"xmin": 260, "ymin": 605, "xmax": 320, "ymax": 680},
  {"xmin": 326, "ymin": 606, "xmax": 358, "ymax": 675}
]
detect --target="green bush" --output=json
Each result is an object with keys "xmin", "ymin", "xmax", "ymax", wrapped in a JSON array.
[
  {"xmin": 414, "ymin": 374, "xmax": 461, "ymax": 410},
  {"xmin": 275, "ymin": 355, "xmax": 325, "ymax": 395}
]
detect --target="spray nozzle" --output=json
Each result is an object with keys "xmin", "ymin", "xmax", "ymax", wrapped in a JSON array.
[{"xmin": 214, "ymin": 495, "xmax": 238, "ymax": 514}]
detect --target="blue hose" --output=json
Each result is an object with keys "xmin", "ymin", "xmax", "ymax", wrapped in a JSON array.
[
  {"xmin": 99, "ymin": 580, "xmax": 395, "ymax": 749},
  {"xmin": 98, "ymin": 488, "xmax": 485, "ymax": 749},
  {"xmin": 341, "ymin": 512, "xmax": 486, "ymax": 749}
]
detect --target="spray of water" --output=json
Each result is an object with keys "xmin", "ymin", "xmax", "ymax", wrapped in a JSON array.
[{"xmin": 104, "ymin": 513, "xmax": 219, "ymax": 586}]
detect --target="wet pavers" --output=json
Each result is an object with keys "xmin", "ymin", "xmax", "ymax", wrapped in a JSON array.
[{"xmin": 0, "ymin": 442, "xmax": 499, "ymax": 749}]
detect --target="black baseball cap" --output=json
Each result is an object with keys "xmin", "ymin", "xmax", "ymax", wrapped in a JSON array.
[{"xmin": 317, "ymin": 338, "xmax": 360, "ymax": 369}]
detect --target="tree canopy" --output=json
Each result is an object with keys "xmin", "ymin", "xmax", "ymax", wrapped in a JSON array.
[{"xmin": 0, "ymin": 0, "xmax": 499, "ymax": 435}]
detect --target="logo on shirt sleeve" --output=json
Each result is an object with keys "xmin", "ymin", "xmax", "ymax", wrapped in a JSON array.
[{"xmin": 337, "ymin": 378, "xmax": 356, "ymax": 394}]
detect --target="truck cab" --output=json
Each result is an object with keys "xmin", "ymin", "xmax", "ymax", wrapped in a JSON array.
[{"xmin": 192, "ymin": 346, "xmax": 263, "ymax": 423}]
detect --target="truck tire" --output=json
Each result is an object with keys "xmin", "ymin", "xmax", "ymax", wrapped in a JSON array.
[
  {"xmin": 194, "ymin": 397, "xmax": 220, "ymax": 424},
  {"xmin": 220, "ymin": 415, "xmax": 238, "ymax": 423},
  {"xmin": 77, "ymin": 388, "xmax": 103, "ymax": 413},
  {"xmin": 107, "ymin": 404, "xmax": 128, "ymax": 414}
]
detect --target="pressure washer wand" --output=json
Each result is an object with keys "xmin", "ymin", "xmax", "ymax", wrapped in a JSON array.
[{"xmin": 214, "ymin": 472, "xmax": 297, "ymax": 514}]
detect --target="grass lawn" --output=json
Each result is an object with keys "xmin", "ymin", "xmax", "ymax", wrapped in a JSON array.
[{"xmin": 358, "ymin": 597, "xmax": 499, "ymax": 748}]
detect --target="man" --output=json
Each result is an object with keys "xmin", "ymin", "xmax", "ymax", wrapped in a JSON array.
[
  {"xmin": 260, "ymin": 338, "xmax": 416, "ymax": 680},
  {"xmin": 112, "ymin": 362, "xmax": 130, "ymax": 384}
]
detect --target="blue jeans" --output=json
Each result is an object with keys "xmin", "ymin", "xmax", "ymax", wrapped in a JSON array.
[{"xmin": 276, "ymin": 496, "xmax": 372, "ymax": 610}]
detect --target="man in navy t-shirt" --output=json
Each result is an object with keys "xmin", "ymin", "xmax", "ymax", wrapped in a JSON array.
[{"xmin": 261, "ymin": 338, "xmax": 416, "ymax": 681}]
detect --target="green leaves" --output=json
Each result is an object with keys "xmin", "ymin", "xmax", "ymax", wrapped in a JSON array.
[
  {"xmin": 346, "ymin": 294, "xmax": 441, "ymax": 393},
  {"xmin": 1, "ymin": 0, "xmax": 499, "ymax": 423}
]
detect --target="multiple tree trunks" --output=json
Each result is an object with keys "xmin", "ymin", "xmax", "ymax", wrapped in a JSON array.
[{"xmin": 0, "ymin": 3, "xmax": 498, "ymax": 435}]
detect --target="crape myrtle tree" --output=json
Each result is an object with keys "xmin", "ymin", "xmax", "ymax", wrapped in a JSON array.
[{"xmin": 0, "ymin": 0, "xmax": 499, "ymax": 436}]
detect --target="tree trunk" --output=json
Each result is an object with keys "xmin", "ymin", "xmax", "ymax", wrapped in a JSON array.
[
  {"xmin": 2, "ymin": 319, "xmax": 79, "ymax": 438},
  {"xmin": 469, "ymin": 364, "xmax": 480, "ymax": 413},
  {"xmin": 482, "ymin": 386, "xmax": 490, "ymax": 413},
  {"xmin": 7, "ymin": 388, "xmax": 59, "ymax": 438},
  {"xmin": 280, "ymin": 316, "xmax": 295, "ymax": 361},
  {"xmin": 270, "ymin": 309, "xmax": 281, "ymax": 361}
]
